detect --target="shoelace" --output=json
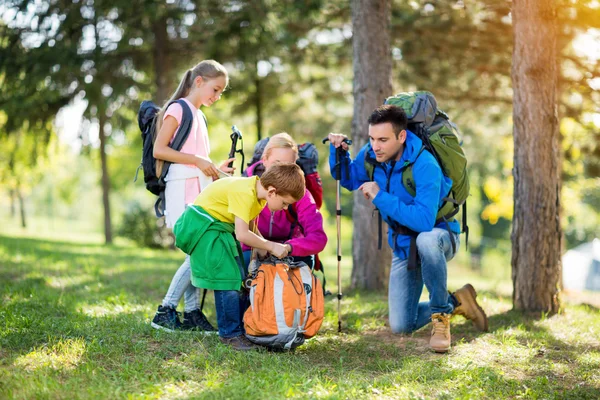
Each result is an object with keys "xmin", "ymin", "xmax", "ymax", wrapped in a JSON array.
[
  {"xmin": 166, "ymin": 309, "xmax": 182, "ymax": 325},
  {"xmin": 432, "ymin": 315, "xmax": 449, "ymax": 338}
]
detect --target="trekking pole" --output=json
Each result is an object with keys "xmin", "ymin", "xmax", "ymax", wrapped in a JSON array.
[
  {"xmin": 323, "ymin": 137, "xmax": 352, "ymax": 333},
  {"xmin": 229, "ymin": 126, "xmax": 245, "ymax": 175}
]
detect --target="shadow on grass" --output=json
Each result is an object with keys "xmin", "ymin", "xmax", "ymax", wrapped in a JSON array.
[{"xmin": 2, "ymin": 234, "xmax": 599, "ymax": 399}]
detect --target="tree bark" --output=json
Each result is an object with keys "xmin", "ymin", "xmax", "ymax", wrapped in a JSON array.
[
  {"xmin": 350, "ymin": 0, "xmax": 393, "ymax": 290},
  {"xmin": 153, "ymin": 16, "xmax": 172, "ymax": 104},
  {"xmin": 511, "ymin": 0, "xmax": 561, "ymax": 314},
  {"xmin": 255, "ymin": 70, "xmax": 263, "ymax": 141},
  {"xmin": 98, "ymin": 108, "xmax": 113, "ymax": 244}
]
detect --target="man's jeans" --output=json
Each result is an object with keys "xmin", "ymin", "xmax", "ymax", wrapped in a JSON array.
[
  {"xmin": 214, "ymin": 290, "xmax": 249, "ymax": 338},
  {"xmin": 389, "ymin": 228, "xmax": 460, "ymax": 334}
]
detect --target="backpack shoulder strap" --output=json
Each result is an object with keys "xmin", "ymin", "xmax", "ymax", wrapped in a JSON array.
[
  {"xmin": 363, "ymin": 144, "xmax": 379, "ymax": 181},
  {"xmin": 400, "ymin": 147, "xmax": 425, "ymax": 198},
  {"xmin": 169, "ymin": 99, "xmax": 194, "ymax": 151},
  {"xmin": 286, "ymin": 203, "xmax": 300, "ymax": 237},
  {"xmin": 158, "ymin": 99, "xmax": 195, "ymax": 180}
]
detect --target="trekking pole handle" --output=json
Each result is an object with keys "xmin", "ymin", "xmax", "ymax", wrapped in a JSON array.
[
  {"xmin": 323, "ymin": 137, "xmax": 352, "ymax": 181},
  {"xmin": 322, "ymin": 137, "xmax": 353, "ymax": 146},
  {"xmin": 228, "ymin": 125, "xmax": 243, "ymax": 167}
]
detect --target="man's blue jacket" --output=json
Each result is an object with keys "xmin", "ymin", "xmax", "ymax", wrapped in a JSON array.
[{"xmin": 329, "ymin": 131, "xmax": 460, "ymax": 261}]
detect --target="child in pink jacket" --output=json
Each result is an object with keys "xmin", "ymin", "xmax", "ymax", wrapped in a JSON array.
[{"xmin": 242, "ymin": 133, "xmax": 327, "ymax": 268}]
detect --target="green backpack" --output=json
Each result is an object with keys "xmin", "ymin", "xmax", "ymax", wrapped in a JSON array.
[{"xmin": 366, "ymin": 91, "xmax": 469, "ymax": 241}]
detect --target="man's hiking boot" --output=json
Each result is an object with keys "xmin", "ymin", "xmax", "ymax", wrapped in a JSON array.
[
  {"xmin": 182, "ymin": 309, "xmax": 217, "ymax": 334},
  {"xmin": 151, "ymin": 305, "xmax": 183, "ymax": 332},
  {"xmin": 430, "ymin": 313, "xmax": 451, "ymax": 353},
  {"xmin": 452, "ymin": 284, "xmax": 489, "ymax": 332},
  {"xmin": 220, "ymin": 335, "xmax": 262, "ymax": 352}
]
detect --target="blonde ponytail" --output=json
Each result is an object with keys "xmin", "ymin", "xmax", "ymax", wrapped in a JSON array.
[{"xmin": 154, "ymin": 60, "xmax": 229, "ymax": 176}]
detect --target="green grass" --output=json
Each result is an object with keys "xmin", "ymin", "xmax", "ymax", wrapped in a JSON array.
[{"xmin": 1, "ymin": 226, "xmax": 600, "ymax": 399}]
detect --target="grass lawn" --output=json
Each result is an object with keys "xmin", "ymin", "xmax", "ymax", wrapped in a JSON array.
[{"xmin": 1, "ymin": 225, "xmax": 599, "ymax": 399}]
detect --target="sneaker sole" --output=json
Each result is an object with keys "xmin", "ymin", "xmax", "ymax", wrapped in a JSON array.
[
  {"xmin": 464, "ymin": 284, "xmax": 489, "ymax": 332},
  {"xmin": 151, "ymin": 322, "xmax": 178, "ymax": 332},
  {"xmin": 181, "ymin": 329, "xmax": 218, "ymax": 335}
]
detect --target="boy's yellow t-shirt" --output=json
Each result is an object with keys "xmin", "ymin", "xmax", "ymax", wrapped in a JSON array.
[{"xmin": 193, "ymin": 176, "xmax": 267, "ymax": 224}]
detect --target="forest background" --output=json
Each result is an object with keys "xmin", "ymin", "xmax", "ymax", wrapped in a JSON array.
[
  {"xmin": 1, "ymin": 0, "xmax": 598, "ymax": 268},
  {"xmin": 1, "ymin": 1, "xmax": 600, "ymax": 399}
]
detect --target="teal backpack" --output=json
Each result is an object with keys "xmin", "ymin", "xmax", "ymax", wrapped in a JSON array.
[{"xmin": 365, "ymin": 91, "xmax": 469, "ymax": 263}]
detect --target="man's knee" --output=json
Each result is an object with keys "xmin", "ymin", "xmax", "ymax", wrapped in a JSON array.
[{"xmin": 416, "ymin": 231, "xmax": 443, "ymax": 255}]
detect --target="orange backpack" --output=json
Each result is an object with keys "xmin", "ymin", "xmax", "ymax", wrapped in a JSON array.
[{"xmin": 244, "ymin": 258, "xmax": 324, "ymax": 350}]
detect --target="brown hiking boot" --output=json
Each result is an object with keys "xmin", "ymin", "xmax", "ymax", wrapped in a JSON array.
[
  {"xmin": 220, "ymin": 335, "xmax": 261, "ymax": 352},
  {"xmin": 430, "ymin": 313, "xmax": 451, "ymax": 353},
  {"xmin": 452, "ymin": 284, "xmax": 489, "ymax": 332}
]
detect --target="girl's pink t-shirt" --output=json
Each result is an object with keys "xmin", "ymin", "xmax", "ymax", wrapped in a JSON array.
[{"xmin": 163, "ymin": 98, "xmax": 211, "ymax": 204}]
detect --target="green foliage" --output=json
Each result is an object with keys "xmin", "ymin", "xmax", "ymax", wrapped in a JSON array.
[
  {"xmin": 0, "ymin": 0, "xmax": 599, "ymax": 252},
  {"xmin": 118, "ymin": 202, "xmax": 173, "ymax": 249}
]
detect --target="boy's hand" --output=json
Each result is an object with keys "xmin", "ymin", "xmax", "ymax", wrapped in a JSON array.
[
  {"xmin": 328, "ymin": 133, "xmax": 349, "ymax": 151},
  {"xmin": 256, "ymin": 248, "xmax": 268, "ymax": 259},
  {"xmin": 269, "ymin": 242, "xmax": 289, "ymax": 259},
  {"xmin": 359, "ymin": 182, "xmax": 380, "ymax": 201}
]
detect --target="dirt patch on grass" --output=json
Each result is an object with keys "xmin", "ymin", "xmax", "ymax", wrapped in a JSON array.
[
  {"xmin": 361, "ymin": 328, "xmax": 431, "ymax": 352},
  {"xmin": 562, "ymin": 290, "xmax": 600, "ymax": 309}
]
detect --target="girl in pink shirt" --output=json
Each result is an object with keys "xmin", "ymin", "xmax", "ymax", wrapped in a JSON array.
[{"xmin": 151, "ymin": 60, "xmax": 234, "ymax": 333}]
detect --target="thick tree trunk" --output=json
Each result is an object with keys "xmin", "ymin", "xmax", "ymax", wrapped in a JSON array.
[
  {"xmin": 350, "ymin": 0, "xmax": 393, "ymax": 290},
  {"xmin": 511, "ymin": 0, "xmax": 561, "ymax": 313},
  {"xmin": 153, "ymin": 16, "xmax": 172, "ymax": 104},
  {"xmin": 98, "ymin": 109, "xmax": 113, "ymax": 244}
]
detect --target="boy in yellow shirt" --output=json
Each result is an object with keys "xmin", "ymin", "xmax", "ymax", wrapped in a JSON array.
[{"xmin": 173, "ymin": 163, "xmax": 305, "ymax": 351}]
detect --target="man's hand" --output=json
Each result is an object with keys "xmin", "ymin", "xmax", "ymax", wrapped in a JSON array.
[
  {"xmin": 328, "ymin": 133, "xmax": 350, "ymax": 151},
  {"xmin": 359, "ymin": 182, "xmax": 380, "ymax": 201}
]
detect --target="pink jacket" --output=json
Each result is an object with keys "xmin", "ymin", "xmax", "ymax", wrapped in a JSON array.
[{"xmin": 242, "ymin": 161, "xmax": 327, "ymax": 256}]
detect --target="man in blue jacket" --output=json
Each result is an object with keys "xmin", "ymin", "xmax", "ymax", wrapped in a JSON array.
[{"xmin": 328, "ymin": 104, "xmax": 487, "ymax": 353}]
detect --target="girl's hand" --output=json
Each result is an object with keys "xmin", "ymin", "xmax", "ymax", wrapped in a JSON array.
[
  {"xmin": 219, "ymin": 158, "xmax": 236, "ymax": 174},
  {"xmin": 195, "ymin": 156, "xmax": 220, "ymax": 180},
  {"xmin": 269, "ymin": 242, "xmax": 289, "ymax": 259}
]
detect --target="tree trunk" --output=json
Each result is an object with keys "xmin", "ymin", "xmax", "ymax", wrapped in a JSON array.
[
  {"xmin": 10, "ymin": 188, "xmax": 16, "ymax": 218},
  {"xmin": 255, "ymin": 70, "xmax": 263, "ymax": 141},
  {"xmin": 98, "ymin": 108, "xmax": 113, "ymax": 244},
  {"xmin": 511, "ymin": 0, "xmax": 561, "ymax": 314},
  {"xmin": 16, "ymin": 183, "xmax": 26, "ymax": 229},
  {"xmin": 153, "ymin": 16, "xmax": 172, "ymax": 104},
  {"xmin": 350, "ymin": 0, "xmax": 393, "ymax": 290}
]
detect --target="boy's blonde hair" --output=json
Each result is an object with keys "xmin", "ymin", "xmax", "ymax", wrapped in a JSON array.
[
  {"xmin": 260, "ymin": 163, "xmax": 305, "ymax": 201},
  {"xmin": 262, "ymin": 132, "xmax": 298, "ymax": 161}
]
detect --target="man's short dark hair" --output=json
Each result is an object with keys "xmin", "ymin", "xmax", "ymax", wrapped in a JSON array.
[{"xmin": 368, "ymin": 105, "xmax": 408, "ymax": 138}]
